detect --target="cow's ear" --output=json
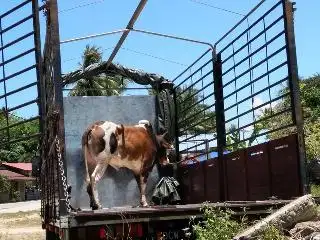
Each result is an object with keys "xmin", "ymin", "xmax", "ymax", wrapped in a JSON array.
[
  {"xmin": 115, "ymin": 124, "xmax": 124, "ymax": 136},
  {"xmin": 162, "ymin": 141, "xmax": 174, "ymax": 149}
]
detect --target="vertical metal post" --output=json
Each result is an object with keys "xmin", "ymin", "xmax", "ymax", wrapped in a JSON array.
[
  {"xmin": 32, "ymin": 0, "xmax": 45, "ymax": 146},
  {"xmin": 282, "ymin": 0, "xmax": 309, "ymax": 194},
  {"xmin": 0, "ymin": 18, "xmax": 10, "ymax": 148},
  {"xmin": 213, "ymin": 50, "xmax": 227, "ymax": 201},
  {"xmin": 205, "ymin": 140, "xmax": 209, "ymax": 161},
  {"xmin": 173, "ymin": 88, "xmax": 180, "ymax": 160},
  {"xmin": 48, "ymin": 0, "xmax": 69, "ymax": 215}
]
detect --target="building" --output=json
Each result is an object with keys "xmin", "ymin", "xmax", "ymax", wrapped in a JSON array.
[{"xmin": 0, "ymin": 162, "xmax": 37, "ymax": 203}]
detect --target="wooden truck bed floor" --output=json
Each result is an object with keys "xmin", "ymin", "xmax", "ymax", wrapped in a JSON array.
[{"xmin": 67, "ymin": 200, "xmax": 293, "ymax": 227}]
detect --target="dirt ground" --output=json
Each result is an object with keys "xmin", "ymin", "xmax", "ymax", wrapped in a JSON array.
[{"xmin": 0, "ymin": 210, "xmax": 45, "ymax": 240}]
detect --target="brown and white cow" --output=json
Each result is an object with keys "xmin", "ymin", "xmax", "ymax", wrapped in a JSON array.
[{"xmin": 82, "ymin": 120, "xmax": 174, "ymax": 210}]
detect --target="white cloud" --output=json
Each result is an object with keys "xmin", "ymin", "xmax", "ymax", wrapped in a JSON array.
[
  {"xmin": 244, "ymin": 125, "xmax": 254, "ymax": 132},
  {"xmin": 252, "ymin": 96, "xmax": 278, "ymax": 117}
]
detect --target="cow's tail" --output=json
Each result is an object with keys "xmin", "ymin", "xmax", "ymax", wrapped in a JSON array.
[{"xmin": 82, "ymin": 126, "xmax": 93, "ymax": 184}]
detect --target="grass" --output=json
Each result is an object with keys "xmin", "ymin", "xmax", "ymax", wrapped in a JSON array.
[
  {"xmin": 311, "ymin": 184, "xmax": 320, "ymax": 197},
  {"xmin": 310, "ymin": 184, "xmax": 320, "ymax": 213},
  {"xmin": 258, "ymin": 225, "xmax": 287, "ymax": 240},
  {"xmin": 190, "ymin": 205, "xmax": 248, "ymax": 240},
  {"xmin": 190, "ymin": 185, "xmax": 320, "ymax": 240},
  {"xmin": 190, "ymin": 205, "xmax": 290, "ymax": 240}
]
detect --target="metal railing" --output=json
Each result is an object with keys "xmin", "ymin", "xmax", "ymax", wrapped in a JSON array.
[
  {"xmin": 174, "ymin": 0, "xmax": 307, "ymax": 196},
  {"xmin": 174, "ymin": 0, "xmax": 303, "ymax": 156},
  {"xmin": 215, "ymin": 0, "xmax": 296, "ymax": 152},
  {"xmin": 0, "ymin": 0, "xmax": 42, "ymax": 149},
  {"xmin": 173, "ymin": 49, "xmax": 218, "ymax": 161}
]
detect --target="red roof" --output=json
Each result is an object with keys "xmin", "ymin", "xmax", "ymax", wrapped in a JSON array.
[
  {"xmin": 0, "ymin": 170, "xmax": 35, "ymax": 181},
  {"xmin": 1, "ymin": 162, "xmax": 32, "ymax": 171}
]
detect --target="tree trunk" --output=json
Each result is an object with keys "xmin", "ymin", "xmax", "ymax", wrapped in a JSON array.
[{"xmin": 233, "ymin": 194, "xmax": 318, "ymax": 240}]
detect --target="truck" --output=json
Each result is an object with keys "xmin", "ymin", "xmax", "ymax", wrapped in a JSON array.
[{"xmin": 0, "ymin": 0, "xmax": 308, "ymax": 239}]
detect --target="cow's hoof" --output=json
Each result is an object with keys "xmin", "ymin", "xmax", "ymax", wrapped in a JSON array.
[
  {"xmin": 91, "ymin": 203, "xmax": 102, "ymax": 210},
  {"xmin": 141, "ymin": 202, "xmax": 149, "ymax": 208}
]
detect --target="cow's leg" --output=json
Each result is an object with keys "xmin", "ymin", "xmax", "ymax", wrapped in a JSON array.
[
  {"xmin": 136, "ymin": 173, "xmax": 149, "ymax": 207},
  {"xmin": 90, "ymin": 163, "xmax": 107, "ymax": 210},
  {"xmin": 134, "ymin": 175, "xmax": 142, "ymax": 207},
  {"xmin": 86, "ymin": 183, "xmax": 95, "ymax": 208}
]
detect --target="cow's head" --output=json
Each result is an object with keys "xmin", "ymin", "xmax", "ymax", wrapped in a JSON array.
[{"xmin": 155, "ymin": 132, "xmax": 174, "ymax": 166}]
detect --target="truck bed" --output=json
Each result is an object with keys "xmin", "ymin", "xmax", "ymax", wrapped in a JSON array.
[{"xmin": 67, "ymin": 200, "xmax": 292, "ymax": 227}]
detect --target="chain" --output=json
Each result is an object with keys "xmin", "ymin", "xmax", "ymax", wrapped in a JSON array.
[{"xmin": 55, "ymin": 136, "xmax": 71, "ymax": 213}]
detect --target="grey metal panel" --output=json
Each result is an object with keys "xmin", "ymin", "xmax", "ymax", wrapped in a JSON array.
[{"xmin": 63, "ymin": 96, "xmax": 160, "ymax": 209}]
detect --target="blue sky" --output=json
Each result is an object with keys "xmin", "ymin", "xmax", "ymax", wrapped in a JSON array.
[{"xmin": 1, "ymin": 0, "xmax": 319, "ymax": 149}]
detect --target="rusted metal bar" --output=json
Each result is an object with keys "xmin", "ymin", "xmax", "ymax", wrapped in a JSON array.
[
  {"xmin": 176, "ymin": 59, "xmax": 212, "ymax": 88},
  {"xmin": 225, "ymin": 92, "xmax": 290, "ymax": 124},
  {"xmin": 178, "ymin": 70, "xmax": 213, "ymax": 98},
  {"xmin": 0, "ymin": 14, "xmax": 34, "ymax": 34},
  {"xmin": 225, "ymin": 123, "xmax": 295, "ymax": 148},
  {"xmin": 0, "ymin": 65, "xmax": 36, "ymax": 84},
  {"xmin": 222, "ymin": 15, "xmax": 284, "ymax": 64},
  {"xmin": 223, "ymin": 61, "xmax": 287, "ymax": 101},
  {"xmin": 179, "ymin": 130, "xmax": 217, "ymax": 145},
  {"xmin": 223, "ymin": 46, "xmax": 286, "ymax": 89},
  {"xmin": 173, "ymin": 49, "xmax": 211, "ymax": 82},
  {"xmin": 48, "ymin": 0, "xmax": 69, "ymax": 216},
  {"xmin": 224, "ymin": 76, "xmax": 288, "ymax": 112},
  {"xmin": 173, "ymin": 89, "xmax": 180, "ymax": 159},
  {"xmin": 0, "ymin": 81, "xmax": 38, "ymax": 100},
  {"xmin": 0, "ymin": 48, "xmax": 35, "ymax": 67},
  {"xmin": 179, "ymin": 108, "xmax": 216, "ymax": 133},
  {"xmin": 7, "ymin": 99, "xmax": 38, "ymax": 113},
  {"xmin": 0, "ymin": 0, "xmax": 32, "ymax": 19},
  {"xmin": 0, "ymin": 133, "xmax": 41, "ymax": 147},
  {"xmin": 0, "ymin": 18, "xmax": 10, "ymax": 148},
  {"xmin": 215, "ymin": 0, "xmax": 266, "ymax": 49},
  {"xmin": 179, "ymin": 91, "xmax": 215, "ymax": 117},
  {"xmin": 131, "ymin": 28, "xmax": 214, "ymax": 50},
  {"xmin": 213, "ymin": 52, "xmax": 226, "ymax": 202},
  {"xmin": 226, "ymin": 108, "xmax": 291, "ymax": 137},
  {"xmin": 179, "ymin": 136, "xmax": 215, "ymax": 152},
  {"xmin": 106, "ymin": 0, "xmax": 148, "ymax": 68},
  {"xmin": 282, "ymin": 0, "xmax": 308, "ymax": 194},
  {"xmin": 222, "ymin": 30, "xmax": 285, "ymax": 77},
  {"xmin": 60, "ymin": 29, "xmax": 128, "ymax": 44},
  {"xmin": 32, "ymin": 0, "xmax": 45, "ymax": 152},
  {"xmin": 0, "ymin": 31, "xmax": 34, "ymax": 52},
  {"xmin": 0, "ymin": 116, "xmax": 40, "ymax": 133}
]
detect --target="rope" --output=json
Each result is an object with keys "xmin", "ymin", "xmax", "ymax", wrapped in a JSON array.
[{"xmin": 61, "ymin": 61, "xmax": 174, "ymax": 91}]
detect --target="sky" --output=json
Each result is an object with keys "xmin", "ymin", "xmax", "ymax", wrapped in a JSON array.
[{"xmin": 1, "ymin": 0, "xmax": 319, "ymax": 150}]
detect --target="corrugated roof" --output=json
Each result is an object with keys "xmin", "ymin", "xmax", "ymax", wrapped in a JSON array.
[
  {"xmin": 1, "ymin": 162, "xmax": 32, "ymax": 171},
  {"xmin": 0, "ymin": 170, "xmax": 35, "ymax": 181}
]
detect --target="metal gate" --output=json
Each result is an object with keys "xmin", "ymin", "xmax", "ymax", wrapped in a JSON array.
[
  {"xmin": 0, "ymin": 1, "xmax": 42, "ymax": 149},
  {"xmin": 174, "ymin": 0, "xmax": 307, "ymax": 202}
]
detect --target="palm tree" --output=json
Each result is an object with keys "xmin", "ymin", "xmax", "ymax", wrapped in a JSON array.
[{"xmin": 67, "ymin": 45, "xmax": 128, "ymax": 96}]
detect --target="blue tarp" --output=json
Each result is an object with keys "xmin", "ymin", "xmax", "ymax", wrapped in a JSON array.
[{"xmin": 185, "ymin": 151, "xmax": 230, "ymax": 165}]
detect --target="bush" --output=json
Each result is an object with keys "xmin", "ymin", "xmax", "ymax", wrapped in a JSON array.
[
  {"xmin": 191, "ymin": 205, "xmax": 247, "ymax": 240},
  {"xmin": 0, "ymin": 175, "xmax": 10, "ymax": 193},
  {"xmin": 190, "ymin": 205, "xmax": 289, "ymax": 240},
  {"xmin": 257, "ymin": 224, "xmax": 286, "ymax": 240},
  {"xmin": 11, "ymin": 190, "xmax": 20, "ymax": 202},
  {"xmin": 311, "ymin": 184, "xmax": 320, "ymax": 197}
]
